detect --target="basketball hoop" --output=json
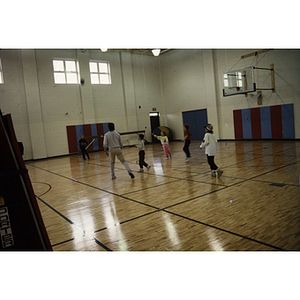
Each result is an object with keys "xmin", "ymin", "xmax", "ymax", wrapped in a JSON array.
[{"xmin": 228, "ymin": 86, "xmax": 241, "ymax": 92}]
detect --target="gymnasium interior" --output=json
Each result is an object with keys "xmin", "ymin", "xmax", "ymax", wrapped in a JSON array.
[{"xmin": 1, "ymin": 9, "xmax": 299, "ymax": 298}]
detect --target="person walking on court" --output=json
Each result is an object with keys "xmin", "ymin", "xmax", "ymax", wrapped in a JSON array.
[
  {"xmin": 182, "ymin": 124, "xmax": 192, "ymax": 162},
  {"xmin": 78, "ymin": 135, "xmax": 90, "ymax": 160},
  {"xmin": 135, "ymin": 134, "xmax": 151, "ymax": 173},
  {"xmin": 152, "ymin": 131, "xmax": 172, "ymax": 159},
  {"xmin": 103, "ymin": 123, "xmax": 135, "ymax": 180},
  {"xmin": 200, "ymin": 124, "xmax": 223, "ymax": 178}
]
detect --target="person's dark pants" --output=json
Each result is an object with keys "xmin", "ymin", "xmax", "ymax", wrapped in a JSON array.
[
  {"xmin": 183, "ymin": 140, "xmax": 191, "ymax": 157},
  {"xmin": 139, "ymin": 150, "xmax": 148, "ymax": 169},
  {"xmin": 80, "ymin": 146, "xmax": 90, "ymax": 159},
  {"xmin": 207, "ymin": 155, "xmax": 218, "ymax": 170}
]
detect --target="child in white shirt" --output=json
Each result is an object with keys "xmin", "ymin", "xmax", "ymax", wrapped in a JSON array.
[{"xmin": 200, "ymin": 124, "xmax": 223, "ymax": 178}]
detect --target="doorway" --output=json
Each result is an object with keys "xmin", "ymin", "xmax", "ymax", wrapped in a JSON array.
[
  {"xmin": 150, "ymin": 112, "xmax": 160, "ymax": 143},
  {"xmin": 182, "ymin": 109, "xmax": 208, "ymax": 140}
]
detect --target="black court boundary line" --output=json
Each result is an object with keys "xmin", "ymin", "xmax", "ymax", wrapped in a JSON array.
[
  {"xmin": 38, "ymin": 175, "xmax": 284, "ymax": 251},
  {"xmin": 29, "ymin": 164, "xmax": 163, "ymax": 210},
  {"xmin": 37, "ymin": 196, "xmax": 112, "ymax": 251},
  {"xmin": 161, "ymin": 160, "xmax": 300, "ymax": 213},
  {"xmin": 32, "ymin": 154, "xmax": 299, "ymax": 220},
  {"xmin": 94, "ymin": 210, "xmax": 160, "ymax": 233},
  {"xmin": 28, "ymin": 143, "xmax": 299, "ymax": 251},
  {"xmin": 207, "ymin": 145, "xmax": 300, "ymax": 171},
  {"xmin": 120, "ymin": 178, "xmax": 183, "ymax": 196},
  {"xmin": 52, "ymin": 238, "xmax": 74, "ymax": 247},
  {"xmin": 94, "ymin": 202, "xmax": 285, "ymax": 251},
  {"xmin": 164, "ymin": 210, "xmax": 285, "ymax": 251}
]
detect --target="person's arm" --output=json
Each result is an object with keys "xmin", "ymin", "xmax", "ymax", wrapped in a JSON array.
[
  {"xmin": 153, "ymin": 134, "xmax": 163, "ymax": 141},
  {"xmin": 103, "ymin": 135, "xmax": 109, "ymax": 155},
  {"xmin": 200, "ymin": 134, "xmax": 209, "ymax": 149},
  {"xmin": 118, "ymin": 133, "xmax": 123, "ymax": 149},
  {"xmin": 182, "ymin": 134, "xmax": 188, "ymax": 141},
  {"xmin": 135, "ymin": 141, "xmax": 142, "ymax": 150}
]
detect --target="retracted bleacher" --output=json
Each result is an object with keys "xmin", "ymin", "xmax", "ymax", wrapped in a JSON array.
[{"xmin": 0, "ymin": 110, "xmax": 52, "ymax": 251}]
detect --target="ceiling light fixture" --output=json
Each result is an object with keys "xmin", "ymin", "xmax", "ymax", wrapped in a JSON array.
[
  {"xmin": 101, "ymin": 48, "xmax": 108, "ymax": 52},
  {"xmin": 152, "ymin": 49, "xmax": 161, "ymax": 56}
]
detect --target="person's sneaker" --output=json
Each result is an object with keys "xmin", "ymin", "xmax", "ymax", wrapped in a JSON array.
[
  {"xmin": 129, "ymin": 172, "xmax": 135, "ymax": 179},
  {"xmin": 211, "ymin": 170, "xmax": 216, "ymax": 177},
  {"xmin": 217, "ymin": 169, "xmax": 223, "ymax": 178},
  {"xmin": 166, "ymin": 157, "xmax": 169, "ymax": 160},
  {"xmin": 137, "ymin": 169, "xmax": 144, "ymax": 173},
  {"xmin": 146, "ymin": 165, "xmax": 151, "ymax": 171},
  {"xmin": 112, "ymin": 175, "xmax": 116, "ymax": 180},
  {"xmin": 186, "ymin": 157, "xmax": 191, "ymax": 162}
]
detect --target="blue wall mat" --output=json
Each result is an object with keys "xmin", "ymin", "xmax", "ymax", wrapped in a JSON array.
[
  {"xmin": 103, "ymin": 123, "xmax": 109, "ymax": 135},
  {"xmin": 102, "ymin": 123, "xmax": 109, "ymax": 148},
  {"xmin": 182, "ymin": 109, "xmax": 208, "ymax": 140},
  {"xmin": 75, "ymin": 125, "xmax": 84, "ymax": 151},
  {"xmin": 260, "ymin": 106, "xmax": 272, "ymax": 139},
  {"xmin": 182, "ymin": 111, "xmax": 197, "ymax": 139},
  {"xmin": 241, "ymin": 109, "xmax": 252, "ymax": 138},
  {"xmin": 281, "ymin": 104, "xmax": 295, "ymax": 138},
  {"xmin": 195, "ymin": 109, "xmax": 208, "ymax": 140},
  {"xmin": 91, "ymin": 124, "xmax": 99, "ymax": 150}
]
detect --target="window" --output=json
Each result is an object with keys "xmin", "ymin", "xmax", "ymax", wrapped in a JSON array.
[
  {"xmin": 223, "ymin": 74, "xmax": 228, "ymax": 87},
  {"xmin": 53, "ymin": 59, "xmax": 80, "ymax": 84},
  {"xmin": 0, "ymin": 59, "xmax": 3, "ymax": 84},
  {"xmin": 89, "ymin": 61, "xmax": 111, "ymax": 84},
  {"xmin": 223, "ymin": 72, "xmax": 243, "ymax": 88}
]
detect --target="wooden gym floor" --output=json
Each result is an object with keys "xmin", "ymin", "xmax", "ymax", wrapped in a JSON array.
[{"xmin": 26, "ymin": 140, "xmax": 300, "ymax": 251}]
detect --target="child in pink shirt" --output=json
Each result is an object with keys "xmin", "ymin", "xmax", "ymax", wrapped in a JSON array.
[{"xmin": 152, "ymin": 131, "xmax": 172, "ymax": 159}]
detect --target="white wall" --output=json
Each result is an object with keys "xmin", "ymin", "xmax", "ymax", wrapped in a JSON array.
[
  {"xmin": 213, "ymin": 49, "xmax": 300, "ymax": 139},
  {"xmin": 0, "ymin": 49, "xmax": 163, "ymax": 160},
  {"xmin": 0, "ymin": 49, "xmax": 299, "ymax": 160},
  {"xmin": 160, "ymin": 49, "xmax": 300, "ymax": 140}
]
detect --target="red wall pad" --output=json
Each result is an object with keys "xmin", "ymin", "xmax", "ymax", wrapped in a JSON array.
[
  {"xmin": 83, "ymin": 124, "xmax": 92, "ymax": 151},
  {"xmin": 96, "ymin": 123, "xmax": 104, "ymax": 150},
  {"xmin": 250, "ymin": 107, "xmax": 262, "ymax": 139},
  {"xmin": 270, "ymin": 105, "xmax": 283, "ymax": 139},
  {"xmin": 233, "ymin": 110, "xmax": 243, "ymax": 139},
  {"xmin": 66, "ymin": 125, "xmax": 78, "ymax": 154}
]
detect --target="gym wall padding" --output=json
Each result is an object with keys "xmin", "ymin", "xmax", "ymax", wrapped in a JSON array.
[
  {"xmin": 66, "ymin": 122, "xmax": 109, "ymax": 153},
  {"xmin": 233, "ymin": 104, "xmax": 295, "ymax": 139}
]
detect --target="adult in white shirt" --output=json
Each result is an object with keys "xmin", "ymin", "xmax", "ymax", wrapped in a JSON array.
[{"xmin": 103, "ymin": 123, "xmax": 135, "ymax": 180}]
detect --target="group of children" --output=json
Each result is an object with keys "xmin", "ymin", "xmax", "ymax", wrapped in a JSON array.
[{"xmin": 79, "ymin": 122, "xmax": 223, "ymax": 180}]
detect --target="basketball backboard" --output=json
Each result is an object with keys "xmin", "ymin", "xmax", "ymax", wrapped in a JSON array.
[{"xmin": 223, "ymin": 66, "xmax": 256, "ymax": 96}]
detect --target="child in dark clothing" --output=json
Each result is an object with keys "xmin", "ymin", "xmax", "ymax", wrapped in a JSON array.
[
  {"xmin": 135, "ymin": 134, "xmax": 151, "ymax": 173},
  {"xmin": 182, "ymin": 124, "xmax": 192, "ymax": 162},
  {"xmin": 78, "ymin": 135, "xmax": 90, "ymax": 160}
]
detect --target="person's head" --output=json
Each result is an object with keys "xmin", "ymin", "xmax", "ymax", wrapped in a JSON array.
[
  {"xmin": 81, "ymin": 135, "xmax": 84, "ymax": 139},
  {"xmin": 138, "ymin": 134, "xmax": 144, "ymax": 140},
  {"xmin": 108, "ymin": 123, "xmax": 115, "ymax": 131},
  {"xmin": 184, "ymin": 124, "xmax": 189, "ymax": 131},
  {"xmin": 161, "ymin": 131, "xmax": 166, "ymax": 136},
  {"xmin": 204, "ymin": 124, "xmax": 213, "ymax": 133}
]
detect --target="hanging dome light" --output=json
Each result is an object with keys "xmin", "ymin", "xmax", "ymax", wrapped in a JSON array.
[
  {"xmin": 152, "ymin": 49, "xmax": 161, "ymax": 56},
  {"xmin": 101, "ymin": 48, "xmax": 108, "ymax": 52}
]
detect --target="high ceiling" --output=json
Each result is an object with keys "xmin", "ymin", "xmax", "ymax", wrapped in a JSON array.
[{"xmin": 101, "ymin": 49, "xmax": 172, "ymax": 56}]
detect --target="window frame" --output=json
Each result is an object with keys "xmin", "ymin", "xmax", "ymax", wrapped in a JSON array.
[
  {"xmin": 53, "ymin": 59, "xmax": 80, "ymax": 84},
  {"xmin": 89, "ymin": 60, "xmax": 111, "ymax": 85}
]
